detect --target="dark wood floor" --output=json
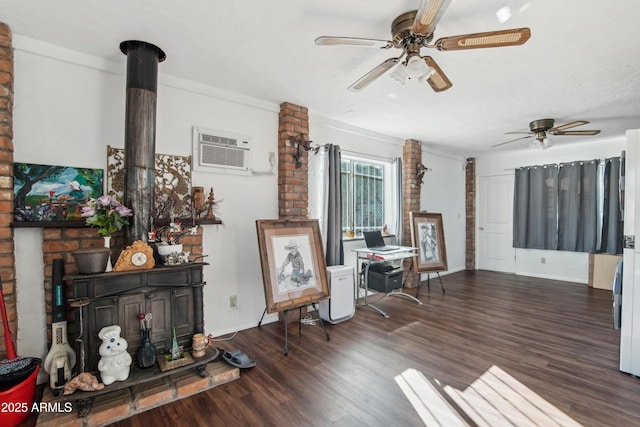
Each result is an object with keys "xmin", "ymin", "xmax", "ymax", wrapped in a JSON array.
[{"xmin": 111, "ymin": 270, "xmax": 640, "ymax": 427}]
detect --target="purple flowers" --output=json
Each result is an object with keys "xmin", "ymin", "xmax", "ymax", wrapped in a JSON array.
[{"xmin": 82, "ymin": 195, "xmax": 133, "ymax": 237}]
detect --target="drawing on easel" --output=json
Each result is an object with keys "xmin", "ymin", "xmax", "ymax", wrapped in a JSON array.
[
  {"xmin": 256, "ymin": 219, "xmax": 330, "ymax": 313},
  {"xmin": 410, "ymin": 212, "xmax": 448, "ymax": 272}
]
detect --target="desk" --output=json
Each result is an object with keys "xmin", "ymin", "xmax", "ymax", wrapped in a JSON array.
[{"xmin": 353, "ymin": 246, "xmax": 421, "ymax": 318}]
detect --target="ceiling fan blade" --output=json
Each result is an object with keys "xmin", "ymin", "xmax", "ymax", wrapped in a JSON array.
[
  {"xmin": 505, "ymin": 131, "xmax": 534, "ymax": 135},
  {"xmin": 492, "ymin": 135, "xmax": 534, "ymax": 148},
  {"xmin": 423, "ymin": 57, "xmax": 452, "ymax": 92},
  {"xmin": 433, "ymin": 27, "xmax": 531, "ymax": 51},
  {"xmin": 549, "ymin": 120, "xmax": 588, "ymax": 132},
  {"xmin": 553, "ymin": 130, "xmax": 602, "ymax": 136},
  {"xmin": 315, "ymin": 36, "xmax": 393, "ymax": 48},
  {"xmin": 348, "ymin": 57, "xmax": 400, "ymax": 92},
  {"xmin": 412, "ymin": 0, "xmax": 453, "ymax": 36}
]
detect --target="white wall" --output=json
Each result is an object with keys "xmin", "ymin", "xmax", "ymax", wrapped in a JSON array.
[
  {"xmin": 420, "ymin": 147, "xmax": 467, "ymax": 277},
  {"xmin": 11, "ymin": 36, "xmax": 468, "ymax": 367},
  {"xmin": 475, "ymin": 137, "xmax": 626, "ymax": 283}
]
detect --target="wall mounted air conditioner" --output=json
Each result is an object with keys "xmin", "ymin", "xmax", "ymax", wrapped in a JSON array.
[{"xmin": 192, "ymin": 127, "xmax": 251, "ymax": 174}]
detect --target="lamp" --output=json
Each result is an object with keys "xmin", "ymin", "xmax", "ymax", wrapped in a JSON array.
[
  {"xmin": 389, "ymin": 55, "xmax": 435, "ymax": 85},
  {"xmin": 529, "ymin": 133, "xmax": 553, "ymax": 150}
]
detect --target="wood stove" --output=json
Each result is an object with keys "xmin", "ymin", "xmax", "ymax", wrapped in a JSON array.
[{"xmin": 67, "ymin": 263, "xmax": 206, "ymax": 373}]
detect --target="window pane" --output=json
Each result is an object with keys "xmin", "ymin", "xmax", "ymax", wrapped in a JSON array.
[{"xmin": 354, "ymin": 161, "xmax": 384, "ymax": 233}]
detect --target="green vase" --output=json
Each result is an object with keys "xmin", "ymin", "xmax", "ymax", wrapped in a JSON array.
[{"xmin": 136, "ymin": 329, "xmax": 156, "ymax": 369}]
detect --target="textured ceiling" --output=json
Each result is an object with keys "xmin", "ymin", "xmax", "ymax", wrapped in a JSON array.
[{"xmin": 1, "ymin": 0, "xmax": 639, "ymax": 154}]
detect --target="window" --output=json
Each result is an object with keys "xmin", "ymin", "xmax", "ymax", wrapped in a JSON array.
[{"xmin": 341, "ymin": 158, "xmax": 386, "ymax": 235}]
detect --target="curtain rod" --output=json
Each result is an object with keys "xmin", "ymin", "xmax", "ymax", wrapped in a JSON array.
[{"xmin": 336, "ymin": 148, "xmax": 396, "ymax": 163}]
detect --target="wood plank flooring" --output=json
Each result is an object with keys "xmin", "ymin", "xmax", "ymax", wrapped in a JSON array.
[{"xmin": 111, "ymin": 270, "xmax": 640, "ymax": 426}]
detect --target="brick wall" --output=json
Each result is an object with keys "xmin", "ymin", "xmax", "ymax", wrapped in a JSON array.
[
  {"xmin": 465, "ymin": 157, "xmax": 476, "ymax": 270},
  {"xmin": 278, "ymin": 102, "xmax": 309, "ymax": 220},
  {"xmin": 0, "ymin": 23, "xmax": 14, "ymax": 359},
  {"xmin": 402, "ymin": 139, "xmax": 422, "ymax": 288}
]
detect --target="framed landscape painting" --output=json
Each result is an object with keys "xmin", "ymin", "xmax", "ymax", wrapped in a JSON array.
[
  {"xmin": 13, "ymin": 162, "xmax": 104, "ymax": 224},
  {"xmin": 256, "ymin": 219, "xmax": 329, "ymax": 313},
  {"xmin": 410, "ymin": 212, "xmax": 448, "ymax": 273}
]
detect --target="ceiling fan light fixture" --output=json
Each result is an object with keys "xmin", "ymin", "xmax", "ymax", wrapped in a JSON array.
[
  {"xmin": 389, "ymin": 62, "xmax": 409, "ymax": 84},
  {"xmin": 529, "ymin": 134, "xmax": 553, "ymax": 150},
  {"xmin": 391, "ymin": 55, "xmax": 435, "ymax": 84}
]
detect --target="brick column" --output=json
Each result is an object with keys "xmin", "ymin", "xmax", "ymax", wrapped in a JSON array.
[
  {"xmin": 465, "ymin": 157, "xmax": 476, "ymax": 270},
  {"xmin": 278, "ymin": 102, "xmax": 309, "ymax": 220},
  {"xmin": 0, "ymin": 23, "xmax": 14, "ymax": 358},
  {"xmin": 402, "ymin": 139, "xmax": 422, "ymax": 288}
]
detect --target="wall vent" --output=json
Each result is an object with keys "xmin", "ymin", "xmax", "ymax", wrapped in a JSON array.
[{"xmin": 192, "ymin": 127, "xmax": 251, "ymax": 174}]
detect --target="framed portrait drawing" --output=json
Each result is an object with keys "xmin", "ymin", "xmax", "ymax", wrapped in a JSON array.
[
  {"xmin": 410, "ymin": 212, "xmax": 448, "ymax": 273},
  {"xmin": 256, "ymin": 219, "xmax": 330, "ymax": 313}
]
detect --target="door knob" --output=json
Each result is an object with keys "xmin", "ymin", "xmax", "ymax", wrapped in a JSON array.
[{"xmin": 479, "ymin": 226, "xmax": 484, "ymax": 230}]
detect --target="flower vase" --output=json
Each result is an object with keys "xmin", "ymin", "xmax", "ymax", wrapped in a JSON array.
[
  {"xmin": 103, "ymin": 236, "xmax": 112, "ymax": 272},
  {"xmin": 136, "ymin": 329, "xmax": 157, "ymax": 369}
]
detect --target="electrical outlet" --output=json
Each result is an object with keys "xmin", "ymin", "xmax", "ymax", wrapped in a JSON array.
[{"xmin": 230, "ymin": 295, "xmax": 237, "ymax": 309}]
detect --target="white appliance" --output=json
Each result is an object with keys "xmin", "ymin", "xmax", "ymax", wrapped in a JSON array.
[
  {"xmin": 621, "ymin": 129, "xmax": 640, "ymax": 376},
  {"xmin": 319, "ymin": 265, "xmax": 355, "ymax": 324}
]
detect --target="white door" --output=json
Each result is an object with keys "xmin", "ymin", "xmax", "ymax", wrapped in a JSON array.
[{"xmin": 477, "ymin": 174, "xmax": 515, "ymax": 272}]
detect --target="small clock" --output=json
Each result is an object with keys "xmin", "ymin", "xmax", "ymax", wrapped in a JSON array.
[
  {"xmin": 113, "ymin": 240, "xmax": 155, "ymax": 271},
  {"xmin": 131, "ymin": 251, "xmax": 148, "ymax": 266}
]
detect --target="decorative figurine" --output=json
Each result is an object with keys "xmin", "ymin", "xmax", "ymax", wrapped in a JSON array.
[
  {"xmin": 97, "ymin": 325, "xmax": 132, "ymax": 385},
  {"xmin": 171, "ymin": 326, "xmax": 181, "ymax": 360},
  {"xmin": 205, "ymin": 187, "xmax": 216, "ymax": 220}
]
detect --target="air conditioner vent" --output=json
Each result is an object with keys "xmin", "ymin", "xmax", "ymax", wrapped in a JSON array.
[{"xmin": 192, "ymin": 127, "xmax": 251, "ymax": 174}]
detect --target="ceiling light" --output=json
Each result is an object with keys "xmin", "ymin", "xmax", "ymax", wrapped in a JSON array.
[
  {"xmin": 389, "ymin": 55, "xmax": 435, "ymax": 85},
  {"xmin": 529, "ymin": 134, "xmax": 553, "ymax": 150},
  {"xmin": 496, "ymin": 6, "xmax": 512, "ymax": 24}
]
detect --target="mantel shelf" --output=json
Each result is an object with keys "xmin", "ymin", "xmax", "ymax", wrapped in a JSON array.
[{"xmin": 12, "ymin": 217, "xmax": 222, "ymax": 229}]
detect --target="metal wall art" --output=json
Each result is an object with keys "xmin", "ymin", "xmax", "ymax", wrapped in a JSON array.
[{"xmin": 106, "ymin": 146, "xmax": 192, "ymax": 220}]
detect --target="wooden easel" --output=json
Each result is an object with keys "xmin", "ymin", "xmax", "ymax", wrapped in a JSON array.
[
  {"xmin": 414, "ymin": 268, "xmax": 446, "ymax": 299},
  {"xmin": 258, "ymin": 302, "xmax": 329, "ymax": 356}
]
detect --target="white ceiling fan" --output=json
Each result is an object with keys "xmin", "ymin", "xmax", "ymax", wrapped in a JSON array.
[{"xmin": 315, "ymin": 0, "xmax": 531, "ymax": 92}]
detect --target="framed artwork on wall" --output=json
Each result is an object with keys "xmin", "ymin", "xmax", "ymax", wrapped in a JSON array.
[
  {"xmin": 409, "ymin": 212, "xmax": 448, "ymax": 273},
  {"xmin": 256, "ymin": 219, "xmax": 330, "ymax": 313},
  {"xmin": 13, "ymin": 162, "xmax": 103, "ymax": 224}
]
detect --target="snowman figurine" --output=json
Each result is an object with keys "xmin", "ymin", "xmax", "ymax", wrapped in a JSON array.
[{"xmin": 97, "ymin": 325, "xmax": 132, "ymax": 385}]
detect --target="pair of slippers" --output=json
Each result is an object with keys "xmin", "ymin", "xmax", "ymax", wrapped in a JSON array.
[{"xmin": 219, "ymin": 349, "xmax": 256, "ymax": 368}]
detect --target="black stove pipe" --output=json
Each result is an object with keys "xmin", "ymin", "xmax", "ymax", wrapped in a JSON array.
[{"xmin": 119, "ymin": 40, "xmax": 165, "ymax": 244}]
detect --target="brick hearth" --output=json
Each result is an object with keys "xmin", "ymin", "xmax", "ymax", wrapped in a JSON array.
[{"xmin": 35, "ymin": 361, "xmax": 238, "ymax": 427}]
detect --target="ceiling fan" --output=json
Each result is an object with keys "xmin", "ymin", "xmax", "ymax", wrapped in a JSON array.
[
  {"xmin": 492, "ymin": 119, "xmax": 602, "ymax": 149},
  {"xmin": 314, "ymin": 0, "xmax": 531, "ymax": 92}
]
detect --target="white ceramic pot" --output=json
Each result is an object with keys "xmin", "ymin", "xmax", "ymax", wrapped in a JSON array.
[{"xmin": 156, "ymin": 243, "xmax": 183, "ymax": 256}]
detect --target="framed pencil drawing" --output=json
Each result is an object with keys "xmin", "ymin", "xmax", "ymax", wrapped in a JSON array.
[
  {"xmin": 256, "ymin": 219, "xmax": 329, "ymax": 313},
  {"xmin": 410, "ymin": 212, "xmax": 448, "ymax": 273}
]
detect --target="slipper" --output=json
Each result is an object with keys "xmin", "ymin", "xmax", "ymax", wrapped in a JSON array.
[{"xmin": 222, "ymin": 349, "xmax": 256, "ymax": 368}]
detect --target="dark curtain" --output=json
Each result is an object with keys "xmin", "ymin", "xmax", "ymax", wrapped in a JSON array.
[
  {"xmin": 557, "ymin": 160, "xmax": 598, "ymax": 252},
  {"xmin": 600, "ymin": 157, "xmax": 623, "ymax": 254},
  {"xmin": 325, "ymin": 144, "xmax": 344, "ymax": 266},
  {"xmin": 513, "ymin": 164, "xmax": 559, "ymax": 249}
]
